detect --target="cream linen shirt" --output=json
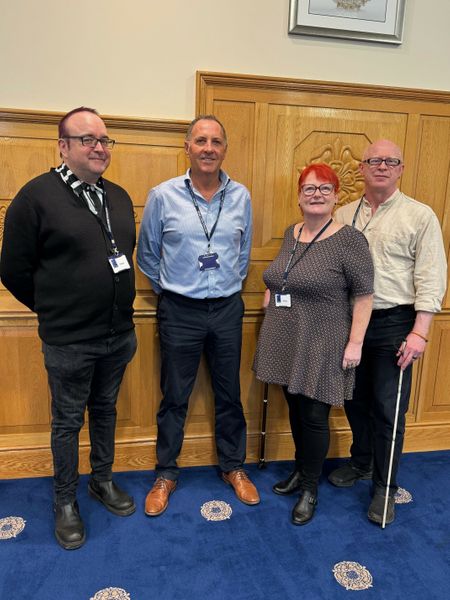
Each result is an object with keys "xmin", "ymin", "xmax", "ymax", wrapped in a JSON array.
[{"xmin": 335, "ymin": 190, "xmax": 447, "ymax": 312}]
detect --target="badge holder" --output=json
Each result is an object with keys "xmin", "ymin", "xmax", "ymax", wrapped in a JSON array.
[
  {"xmin": 109, "ymin": 253, "xmax": 131, "ymax": 273},
  {"xmin": 275, "ymin": 292, "xmax": 291, "ymax": 308},
  {"xmin": 198, "ymin": 252, "xmax": 220, "ymax": 271}
]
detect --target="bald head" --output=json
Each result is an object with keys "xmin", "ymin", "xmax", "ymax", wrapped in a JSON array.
[{"xmin": 362, "ymin": 139, "xmax": 403, "ymax": 163}]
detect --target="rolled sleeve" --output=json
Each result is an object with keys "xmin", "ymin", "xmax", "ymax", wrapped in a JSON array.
[{"xmin": 413, "ymin": 212, "xmax": 447, "ymax": 313}]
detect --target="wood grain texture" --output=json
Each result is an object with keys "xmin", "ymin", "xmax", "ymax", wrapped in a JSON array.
[{"xmin": 1, "ymin": 71, "xmax": 449, "ymax": 479}]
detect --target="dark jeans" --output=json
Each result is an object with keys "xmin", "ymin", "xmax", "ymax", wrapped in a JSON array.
[
  {"xmin": 283, "ymin": 388, "xmax": 331, "ymax": 494},
  {"xmin": 42, "ymin": 329, "xmax": 137, "ymax": 504},
  {"xmin": 344, "ymin": 305, "xmax": 416, "ymax": 495},
  {"xmin": 156, "ymin": 291, "xmax": 247, "ymax": 479}
]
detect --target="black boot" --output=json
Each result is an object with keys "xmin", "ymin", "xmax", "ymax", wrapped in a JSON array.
[
  {"xmin": 54, "ymin": 501, "xmax": 85, "ymax": 550},
  {"xmin": 368, "ymin": 493, "xmax": 395, "ymax": 525},
  {"xmin": 328, "ymin": 461, "xmax": 373, "ymax": 487},
  {"xmin": 88, "ymin": 479, "xmax": 136, "ymax": 516},
  {"xmin": 291, "ymin": 490, "xmax": 317, "ymax": 526},
  {"xmin": 273, "ymin": 471, "xmax": 303, "ymax": 495}
]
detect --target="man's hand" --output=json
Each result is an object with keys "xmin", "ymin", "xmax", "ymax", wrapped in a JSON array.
[{"xmin": 396, "ymin": 334, "xmax": 427, "ymax": 370}]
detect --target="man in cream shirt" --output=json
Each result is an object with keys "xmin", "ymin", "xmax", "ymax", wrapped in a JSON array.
[{"xmin": 328, "ymin": 139, "xmax": 447, "ymax": 525}]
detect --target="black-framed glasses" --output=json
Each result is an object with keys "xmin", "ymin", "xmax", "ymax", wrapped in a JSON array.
[
  {"xmin": 301, "ymin": 183, "xmax": 334, "ymax": 196},
  {"xmin": 362, "ymin": 157, "xmax": 402, "ymax": 168},
  {"xmin": 62, "ymin": 135, "xmax": 115, "ymax": 149}
]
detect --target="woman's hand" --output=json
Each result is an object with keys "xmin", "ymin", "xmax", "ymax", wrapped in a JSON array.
[{"xmin": 342, "ymin": 340, "xmax": 363, "ymax": 370}]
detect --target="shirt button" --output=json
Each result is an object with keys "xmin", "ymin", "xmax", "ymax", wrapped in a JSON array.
[
  {"xmin": 114, "ymin": 276, "xmax": 120, "ymax": 282},
  {"xmin": 110, "ymin": 328, "xmax": 116, "ymax": 335}
]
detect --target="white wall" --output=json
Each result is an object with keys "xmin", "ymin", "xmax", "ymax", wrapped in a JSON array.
[{"xmin": 1, "ymin": 0, "xmax": 449, "ymax": 121}]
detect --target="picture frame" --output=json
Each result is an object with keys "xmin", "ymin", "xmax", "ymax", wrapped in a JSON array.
[{"xmin": 288, "ymin": 0, "xmax": 405, "ymax": 44}]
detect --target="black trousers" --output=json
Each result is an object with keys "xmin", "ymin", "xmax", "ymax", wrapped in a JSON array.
[
  {"xmin": 42, "ymin": 329, "xmax": 137, "ymax": 504},
  {"xmin": 156, "ymin": 291, "xmax": 247, "ymax": 480},
  {"xmin": 283, "ymin": 388, "xmax": 331, "ymax": 494},
  {"xmin": 344, "ymin": 305, "xmax": 416, "ymax": 495}
]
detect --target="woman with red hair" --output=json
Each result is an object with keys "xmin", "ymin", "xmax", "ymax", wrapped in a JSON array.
[{"xmin": 254, "ymin": 163, "xmax": 374, "ymax": 525}]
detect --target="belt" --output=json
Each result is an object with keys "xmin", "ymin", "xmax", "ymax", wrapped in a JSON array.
[
  {"xmin": 162, "ymin": 290, "xmax": 238, "ymax": 304},
  {"xmin": 371, "ymin": 304, "xmax": 415, "ymax": 319}
]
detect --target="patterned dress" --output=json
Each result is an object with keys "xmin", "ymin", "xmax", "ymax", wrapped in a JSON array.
[{"xmin": 253, "ymin": 224, "xmax": 374, "ymax": 406}]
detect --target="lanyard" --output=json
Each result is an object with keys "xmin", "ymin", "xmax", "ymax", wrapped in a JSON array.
[
  {"xmin": 63, "ymin": 170, "xmax": 121, "ymax": 257},
  {"xmin": 84, "ymin": 187, "xmax": 121, "ymax": 256},
  {"xmin": 99, "ymin": 199, "xmax": 120, "ymax": 256},
  {"xmin": 186, "ymin": 181, "xmax": 226, "ymax": 252},
  {"xmin": 351, "ymin": 197, "xmax": 371, "ymax": 232},
  {"xmin": 281, "ymin": 218, "xmax": 333, "ymax": 292}
]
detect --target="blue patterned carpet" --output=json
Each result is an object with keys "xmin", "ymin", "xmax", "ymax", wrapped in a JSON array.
[{"xmin": 1, "ymin": 451, "xmax": 449, "ymax": 600}]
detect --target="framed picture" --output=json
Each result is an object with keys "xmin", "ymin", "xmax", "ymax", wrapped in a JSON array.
[{"xmin": 288, "ymin": 0, "xmax": 406, "ymax": 44}]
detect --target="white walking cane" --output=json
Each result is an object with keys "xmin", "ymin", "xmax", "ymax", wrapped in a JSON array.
[{"xmin": 382, "ymin": 367, "xmax": 403, "ymax": 529}]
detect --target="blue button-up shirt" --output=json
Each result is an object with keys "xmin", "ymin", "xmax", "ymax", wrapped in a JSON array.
[{"xmin": 137, "ymin": 170, "xmax": 252, "ymax": 298}]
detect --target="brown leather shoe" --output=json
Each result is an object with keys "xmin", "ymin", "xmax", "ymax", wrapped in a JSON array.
[
  {"xmin": 144, "ymin": 477, "xmax": 177, "ymax": 516},
  {"xmin": 222, "ymin": 469, "xmax": 260, "ymax": 505}
]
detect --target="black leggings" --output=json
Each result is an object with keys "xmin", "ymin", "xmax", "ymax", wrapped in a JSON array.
[{"xmin": 283, "ymin": 388, "xmax": 331, "ymax": 493}]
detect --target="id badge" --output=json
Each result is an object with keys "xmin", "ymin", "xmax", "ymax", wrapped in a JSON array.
[
  {"xmin": 275, "ymin": 292, "xmax": 291, "ymax": 308},
  {"xmin": 108, "ymin": 253, "xmax": 131, "ymax": 273},
  {"xmin": 198, "ymin": 252, "xmax": 220, "ymax": 271}
]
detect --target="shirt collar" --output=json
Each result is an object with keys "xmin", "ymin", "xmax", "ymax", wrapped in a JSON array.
[
  {"xmin": 184, "ymin": 169, "xmax": 230, "ymax": 193},
  {"xmin": 362, "ymin": 188, "xmax": 401, "ymax": 209}
]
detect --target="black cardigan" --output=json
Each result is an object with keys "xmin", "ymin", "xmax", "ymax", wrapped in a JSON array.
[{"xmin": 0, "ymin": 170, "xmax": 136, "ymax": 344}]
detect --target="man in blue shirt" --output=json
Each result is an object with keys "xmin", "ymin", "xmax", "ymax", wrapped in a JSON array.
[{"xmin": 137, "ymin": 115, "xmax": 259, "ymax": 515}]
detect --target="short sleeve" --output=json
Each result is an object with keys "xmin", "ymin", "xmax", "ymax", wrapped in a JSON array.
[{"xmin": 342, "ymin": 227, "xmax": 374, "ymax": 296}]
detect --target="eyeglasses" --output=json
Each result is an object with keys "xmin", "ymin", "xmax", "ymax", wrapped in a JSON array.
[
  {"xmin": 362, "ymin": 157, "xmax": 402, "ymax": 168},
  {"xmin": 62, "ymin": 135, "xmax": 115, "ymax": 149},
  {"xmin": 301, "ymin": 183, "xmax": 334, "ymax": 196}
]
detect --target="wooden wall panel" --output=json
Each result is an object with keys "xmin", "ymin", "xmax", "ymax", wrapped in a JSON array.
[
  {"xmin": 416, "ymin": 316, "xmax": 450, "ymax": 422},
  {"xmin": 212, "ymin": 100, "xmax": 255, "ymax": 192},
  {"xmin": 262, "ymin": 105, "xmax": 408, "ymax": 244},
  {"xmin": 197, "ymin": 72, "xmax": 450, "ymax": 460},
  {"xmin": 0, "ymin": 326, "xmax": 49, "ymax": 429},
  {"xmin": 1, "ymin": 72, "xmax": 450, "ymax": 478},
  {"xmin": 414, "ymin": 116, "xmax": 450, "ymax": 309}
]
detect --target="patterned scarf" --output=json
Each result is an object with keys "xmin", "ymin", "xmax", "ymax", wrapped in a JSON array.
[{"xmin": 55, "ymin": 163, "xmax": 104, "ymax": 215}]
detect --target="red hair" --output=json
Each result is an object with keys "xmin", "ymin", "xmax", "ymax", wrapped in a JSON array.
[{"xmin": 298, "ymin": 163, "xmax": 340, "ymax": 194}]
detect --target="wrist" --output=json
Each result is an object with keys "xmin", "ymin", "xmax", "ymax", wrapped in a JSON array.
[{"xmin": 410, "ymin": 331, "xmax": 428, "ymax": 343}]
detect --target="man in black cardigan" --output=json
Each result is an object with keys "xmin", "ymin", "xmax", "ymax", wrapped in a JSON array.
[{"xmin": 0, "ymin": 107, "xmax": 137, "ymax": 550}]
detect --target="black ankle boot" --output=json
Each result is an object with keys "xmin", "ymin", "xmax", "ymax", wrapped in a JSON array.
[
  {"xmin": 273, "ymin": 471, "xmax": 303, "ymax": 495},
  {"xmin": 292, "ymin": 490, "xmax": 317, "ymax": 526},
  {"xmin": 54, "ymin": 501, "xmax": 85, "ymax": 550},
  {"xmin": 88, "ymin": 479, "xmax": 136, "ymax": 516}
]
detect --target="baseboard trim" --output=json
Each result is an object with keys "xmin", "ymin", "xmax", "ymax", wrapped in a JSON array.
[{"xmin": 1, "ymin": 423, "xmax": 449, "ymax": 479}]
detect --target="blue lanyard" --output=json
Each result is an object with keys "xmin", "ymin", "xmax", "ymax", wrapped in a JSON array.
[{"xmin": 186, "ymin": 181, "xmax": 226, "ymax": 252}]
